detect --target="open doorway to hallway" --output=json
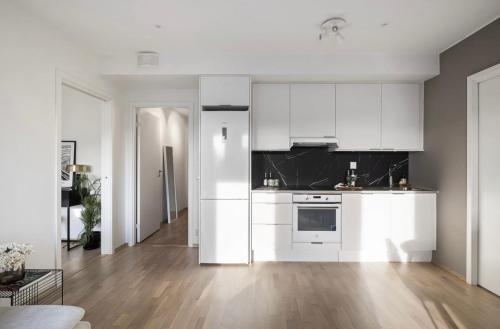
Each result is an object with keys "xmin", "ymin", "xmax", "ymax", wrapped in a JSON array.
[
  {"xmin": 136, "ymin": 107, "xmax": 190, "ymax": 246},
  {"xmin": 58, "ymin": 81, "xmax": 112, "ymax": 273}
]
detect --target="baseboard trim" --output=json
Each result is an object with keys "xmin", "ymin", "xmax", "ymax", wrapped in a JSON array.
[{"xmin": 114, "ymin": 243, "xmax": 128, "ymax": 253}]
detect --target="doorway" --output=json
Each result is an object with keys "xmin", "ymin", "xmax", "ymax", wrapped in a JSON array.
[
  {"xmin": 467, "ymin": 63, "xmax": 500, "ymax": 295},
  {"xmin": 55, "ymin": 72, "xmax": 113, "ymax": 270},
  {"xmin": 135, "ymin": 107, "xmax": 190, "ymax": 246}
]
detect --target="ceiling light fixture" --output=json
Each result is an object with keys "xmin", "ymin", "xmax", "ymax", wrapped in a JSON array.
[
  {"xmin": 319, "ymin": 17, "xmax": 347, "ymax": 44},
  {"xmin": 137, "ymin": 51, "xmax": 159, "ymax": 68}
]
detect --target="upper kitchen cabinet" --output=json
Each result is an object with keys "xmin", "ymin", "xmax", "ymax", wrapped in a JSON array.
[
  {"xmin": 290, "ymin": 84, "xmax": 335, "ymax": 138},
  {"xmin": 381, "ymin": 84, "xmax": 423, "ymax": 150},
  {"xmin": 336, "ymin": 84, "xmax": 382, "ymax": 150},
  {"xmin": 200, "ymin": 76, "xmax": 250, "ymax": 106},
  {"xmin": 252, "ymin": 84, "xmax": 291, "ymax": 151}
]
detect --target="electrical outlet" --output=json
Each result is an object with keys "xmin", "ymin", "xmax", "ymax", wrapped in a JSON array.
[{"xmin": 350, "ymin": 161, "xmax": 357, "ymax": 170}]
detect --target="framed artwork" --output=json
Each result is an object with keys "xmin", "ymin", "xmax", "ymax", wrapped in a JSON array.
[{"xmin": 61, "ymin": 141, "xmax": 76, "ymax": 188}]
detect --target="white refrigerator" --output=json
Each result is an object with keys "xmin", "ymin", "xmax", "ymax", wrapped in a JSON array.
[{"xmin": 200, "ymin": 109, "xmax": 250, "ymax": 264}]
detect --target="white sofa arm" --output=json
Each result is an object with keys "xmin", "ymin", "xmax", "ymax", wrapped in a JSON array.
[{"xmin": 0, "ymin": 305, "xmax": 90, "ymax": 329}]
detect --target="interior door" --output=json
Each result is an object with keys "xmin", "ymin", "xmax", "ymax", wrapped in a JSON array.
[
  {"xmin": 478, "ymin": 74, "xmax": 500, "ymax": 296},
  {"xmin": 137, "ymin": 111, "xmax": 162, "ymax": 242}
]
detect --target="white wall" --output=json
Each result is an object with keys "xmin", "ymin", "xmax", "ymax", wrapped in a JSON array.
[
  {"xmin": 0, "ymin": 2, "xmax": 128, "ymax": 268},
  {"xmin": 61, "ymin": 85, "xmax": 102, "ymax": 177}
]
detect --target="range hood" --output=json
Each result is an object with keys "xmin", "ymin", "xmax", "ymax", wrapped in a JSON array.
[{"xmin": 290, "ymin": 137, "xmax": 339, "ymax": 149}]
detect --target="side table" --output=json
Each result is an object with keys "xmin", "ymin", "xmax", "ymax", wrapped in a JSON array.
[{"xmin": 0, "ymin": 269, "xmax": 63, "ymax": 306}]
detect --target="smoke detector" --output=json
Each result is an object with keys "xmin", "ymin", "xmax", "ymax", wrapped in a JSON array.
[
  {"xmin": 137, "ymin": 51, "xmax": 159, "ymax": 68},
  {"xmin": 319, "ymin": 17, "xmax": 347, "ymax": 44}
]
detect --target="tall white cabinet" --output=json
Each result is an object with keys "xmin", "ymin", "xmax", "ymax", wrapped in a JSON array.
[
  {"xmin": 252, "ymin": 84, "xmax": 290, "ymax": 151},
  {"xmin": 381, "ymin": 84, "xmax": 422, "ymax": 150},
  {"xmin": 290, "ymin": 84, "xmax": 335, "ymax": 138},
  {"xmin": 336, "ymin": 84, "xmax": 382, "ymax": 150}
]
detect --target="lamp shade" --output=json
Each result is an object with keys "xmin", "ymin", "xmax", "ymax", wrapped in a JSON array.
[{"xmin": 66, "ymin": 164, "xmax": 91, "ymax": 173}]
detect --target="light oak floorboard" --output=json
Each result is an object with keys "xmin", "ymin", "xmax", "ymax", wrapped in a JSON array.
[{"xmin": 62, "ymin": 223, "xmax": 500, "ymax": 328}]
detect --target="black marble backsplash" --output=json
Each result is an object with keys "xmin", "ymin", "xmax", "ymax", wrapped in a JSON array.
[{"xmin": 252, "ymin": 148, "xmax": 409, "ymax": 188}]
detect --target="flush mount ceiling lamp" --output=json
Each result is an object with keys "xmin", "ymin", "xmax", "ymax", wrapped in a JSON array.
[
  {"xmin": 137, "ymin": 51, "xmax": 159, "ymax": 68},
  {"xmin": 319, "ymin": 17, "xmax": 347, "ymax": 44}
]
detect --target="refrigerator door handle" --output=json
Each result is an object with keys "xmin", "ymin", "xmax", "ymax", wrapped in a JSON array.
[{"xmin": 222, "ymin": 126, "xmax": 227, "ymax": 143}]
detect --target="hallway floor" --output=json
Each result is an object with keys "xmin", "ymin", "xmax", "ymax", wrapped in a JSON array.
[{"xmin": 144, "ymin": 208, "xmax": 188, "ymax": 246}]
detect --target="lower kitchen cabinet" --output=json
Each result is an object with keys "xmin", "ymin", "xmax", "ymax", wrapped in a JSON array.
[
  {"xmin": 252, "ymin": 224, "xmax": 292, "ymax": 261},
  {"xmin": 340, "ymin": 192, "xmax": 436, "ymax": 262},
  {"xmin": 391, "ymin": 193, "xmax": 436, "ymax": 252},
  {"xmin": 341, "ymin": 193, "xmax": 391, "ymax": 259}
]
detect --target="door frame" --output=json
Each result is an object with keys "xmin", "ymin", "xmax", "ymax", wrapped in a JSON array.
[
  {"xmin": 466, "ymin": 62, "xmax": 500, "ymax": 284},
  {"xmin": 126, "ymin": 102, "xmax": 195, "ymax": 247},
  {"xmin": 55, "ymin": 70, "xmax": 114, "ymax": 268}
]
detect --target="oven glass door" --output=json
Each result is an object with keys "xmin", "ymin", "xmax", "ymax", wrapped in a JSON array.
[{"xmin": 293, "ymin": 204, "xmax": 341, "ymax": 243}]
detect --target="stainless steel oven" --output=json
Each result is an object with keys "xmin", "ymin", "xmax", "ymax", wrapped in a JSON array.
[{"xmin": 292, "ymin": 194, "xmax": 342, "ymax": 243}]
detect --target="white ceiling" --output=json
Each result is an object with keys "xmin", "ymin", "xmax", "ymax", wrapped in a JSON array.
[{"xmin": 18, "ymin": 0, "xmax": 500, "ymax": 58}]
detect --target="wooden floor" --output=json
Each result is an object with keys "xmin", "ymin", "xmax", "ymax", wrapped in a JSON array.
[
  {"xmin": 62, "ymin": 218, "xmax": 500, "ymax": 329},
  {"xmin": 144, "ymin": 208, "xmax": 188, "ymax": 246}
]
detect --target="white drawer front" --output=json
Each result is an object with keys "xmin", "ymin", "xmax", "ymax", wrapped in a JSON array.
[
  {"xmin": 252, "ymin": 224, "xmax": 292, "ymax": 261},
  {"xmin": 252, "ymin": 203, "xmax": 292, "ymax": 224},
  {"xmin": 252, "ymin": 192, "xmax": 292, "ymax": 204},
  {"xmin": 290, "ymin": 243, "xmax": 340, "ymax": 262}
]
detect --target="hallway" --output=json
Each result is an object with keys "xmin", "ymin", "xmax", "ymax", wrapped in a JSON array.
[{"xmin": 144, "ymin": 208, "xmax": 188, "ymax": 246}]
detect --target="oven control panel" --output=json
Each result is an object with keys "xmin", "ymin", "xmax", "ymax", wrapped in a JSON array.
[{"xmin": 292, "ymin": 194, "xmax": 342, "ymax": 203}]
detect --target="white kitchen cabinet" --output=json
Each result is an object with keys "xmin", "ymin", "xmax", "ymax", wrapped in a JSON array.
[
  {"xmin": 341, "ymin": 193, "xmax": 391, "ymax": 261},
  {"xmin": 340, "ymin": 192, "xmax": 437, "ymax": 262},
  {"xmin": 381, "ymin": 84, "xmax": 422, "ymax": 150},
  {"xmin": 336, "ymin": 84, "xmax": 382, "ymax": 150},
  {"xmin": 252, "ymin": 203, "xmax": 292, "ymax": 224},
  {"xmin": 200, "ymin": 200, "xmax": 249, "ymax": 264},
  {"xmin": 252, "ymin": 84, "xmax": 290, "ymax": 151},
  {"xmin": 390, "ymin": 193, "xmax": 436, "ymax": 252},
  {"xmin": 290, "ymin": 84, "xmax": 335, "ymax": 138},
  {"xmin": 252, "ymin": 224, "xmax": 292, "ymax": 261},
  {"xmin": 252, "ymin": 192, "xmax": 292, "ymax": 204},
  {"xmin": 200, "ymin": 76, "xmax": 250, "ymax": 106}
]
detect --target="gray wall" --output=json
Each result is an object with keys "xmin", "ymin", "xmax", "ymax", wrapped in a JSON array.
[{"xmin": 410, "ymin": 18, "xmax": 500, "ymax": 277}]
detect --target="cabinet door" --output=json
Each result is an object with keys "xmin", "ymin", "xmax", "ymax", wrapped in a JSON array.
[
  {"xmin": 390, "ymin": 193, "xmax": 436, "ymax": 252},
  {"xmin": 336, "ymin": 84, "xmax": 381, "ymax": 150},
  {"xmin": 252, "ymin": 224, "xmax": 292, "ymax": 261},
  {"xmin": 252, "ymin": 203, "xmax": 292, "ymax": 224},
  {"xmin": 200, "ymin": 76, "xmax": 250, "ymax": 106},
  {"xmin": 381, "ymin": 84, "xmax": 422, "ymax": 150},
  {"xmin": 290, "ymin": 84, "xmax": 335, "ymax": 137},
  {"xmin": 252, "ymin": 84, "xmax": 290, "ymax": 150},
  {"xmin": 341, "ymin": 194, "xmax": 391, "ymax": 252}
]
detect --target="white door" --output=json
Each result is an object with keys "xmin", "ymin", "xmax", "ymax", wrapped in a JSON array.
[
  {"xmin": 336, "ymin": 84, "xmax": 381, "ymax": 150},
  {"xmin": 252, "ymin": 84, "xmax": 290, "ymax": 151},
  {"xmin": 478, "ymin": 74, "xmax": 500, "ymax": 296},
  {"xmin": 200, "ymin": 200, "xmax": 249, "ymax": 263},
  {"xmin": 290, "ymin": 84, "xmax": 335, "ymax": 138},
  {"xmin": 381, "ymin": 84, "xmax": 422, "ymax": 150},
  {"xmin": 137, "ymin": 111, "xmax": 162, "ymax": 242},
  {"xmin": 200, "ymin": 111, "xmax": 249, "ymax": 200}
]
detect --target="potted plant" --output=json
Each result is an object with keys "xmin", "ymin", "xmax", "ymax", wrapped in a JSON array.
[
  {"xmin": 75, "ymin": 175, "xmax": 101, "ymax": 250},
  {"xmin": 0, "ymin": 243, "xmax": 32, "ymax": 285}
]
